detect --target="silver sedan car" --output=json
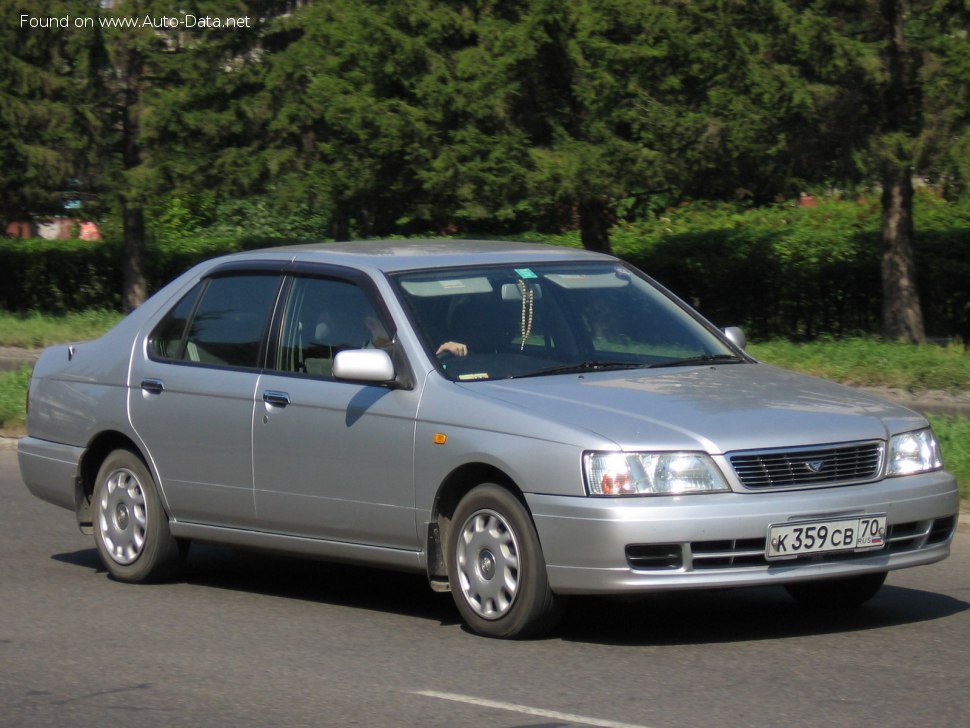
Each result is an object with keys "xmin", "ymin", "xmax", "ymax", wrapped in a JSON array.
[{"xmin": 19, "ymin": 240, "xmax": 959, "ymax": 637}]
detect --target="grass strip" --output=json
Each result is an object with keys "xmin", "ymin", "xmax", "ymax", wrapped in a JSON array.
[
  {"xmin": 0, "ymin": 309, "xmax": 123, "ymax": 349},
  {"xmin": 747, "ymin": 337, "xmax": 970, "ymax": 391},
  {"xmin": 0, "ymin": 365, "xmax": 30, "ymax": 433},
  {"xmin": 928, "ymin": 414, "xmax": 970, "ymax": 500}
]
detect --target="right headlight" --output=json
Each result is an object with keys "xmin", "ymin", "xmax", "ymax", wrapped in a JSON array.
[
  {"xmin": 887, "ymin": 428, "xmax": 943, "ymax": 476},
  {"xmin": 584, "ymin": 451, "xmax": 730, "ymax": 496}
]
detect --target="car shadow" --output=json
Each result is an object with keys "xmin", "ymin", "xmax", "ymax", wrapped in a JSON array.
[
  {"xmin": 52, "ymin": 546, "xmax": 966, "ymax": 644},
  {"xmin": 53, "ymin": 543, "xmax": 460, "ymax": 627},
  {"xmin": 557, "ymin": 585, "xmax": 969, "ymax": 646}
]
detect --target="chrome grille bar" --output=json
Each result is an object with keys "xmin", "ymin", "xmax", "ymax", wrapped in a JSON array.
[{"xmin": 729, "ymin": 441, "xmax": 884, "ymax": 489}]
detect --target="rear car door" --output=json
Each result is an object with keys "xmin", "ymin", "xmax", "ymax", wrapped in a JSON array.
[{"xmin": 129, "ymin": 270, "xmax": 284, "ymax": 528}]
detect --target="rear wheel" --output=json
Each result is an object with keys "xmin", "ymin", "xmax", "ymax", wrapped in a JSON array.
[
  {"xmin": 784, "ymin": 572, "xmax": 887, "ymax": 609},
  {"xmin": 93, "ymin": 449, "xmax": 184, "ymax": 582},
  {"xmin": 447, "ymin": 484, "xmax": 563, "ymax": 638}
]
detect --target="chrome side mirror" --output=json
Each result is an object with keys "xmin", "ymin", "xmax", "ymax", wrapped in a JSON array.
[
  {"xmin": 333, "ymin": 349, "xmax": 395, "ymax": 383},
  {"xmin": 723, "ymin": 326, "xmax": 746, "ymax": 350}
]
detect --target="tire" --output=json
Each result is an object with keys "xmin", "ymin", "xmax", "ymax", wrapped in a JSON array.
[
  {"xmin": 447, "ymin": 484, "xmax": 563, "ymax": 638},
  {"xmin": 784, "ymin": 571, "xmax": 887, "ymax": 609},
  {"xmin": 92, "ymin": 449, "xmax": 184, "ymax": 583}
]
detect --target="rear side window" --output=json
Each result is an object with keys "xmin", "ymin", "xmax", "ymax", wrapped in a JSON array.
[
  {"xmin": 151, "ymin": 282, "xmax": 202, "ymax": 360},
  {"xmin": 150, "ymin": 274, "xmax": 282, "ymax": 369}
]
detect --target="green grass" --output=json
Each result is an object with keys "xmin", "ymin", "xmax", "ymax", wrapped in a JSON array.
[
  {"xmin": 0, "ymin": 365, "xmax": 30, "ymax": 433},
  {"xmin": 0, "ymin": 309, "xmax": 122, "ymax": 348},
  {"xmin": 928, "ymin": 414, "xmax": 970, "ymax": 500},
  {"xmin": 747, "ymin": 337, "xmax": 970, "ymax": 391}
]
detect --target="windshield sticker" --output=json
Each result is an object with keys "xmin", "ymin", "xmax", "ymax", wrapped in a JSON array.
[
  {"xmin": 458, "ymin": 372, "xmax": 490, "ymax": 381},
  {"xmin": 514, "ymin": 267, "xmax": 538, "ymax": 280}
]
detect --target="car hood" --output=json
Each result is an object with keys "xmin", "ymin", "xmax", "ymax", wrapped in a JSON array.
[{"xmin": 464, "ymin": 363, "xmax": 925, "ymax": 453}]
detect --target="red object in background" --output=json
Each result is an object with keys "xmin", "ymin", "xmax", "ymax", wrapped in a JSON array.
[
  {"xmin": 799, "ymin": 194, "xmax": 817, "ymax": 207},
  {"xmin": 79, "ymin": 221, "xmax": 102, "ymax": 241},
  {"xmin": 5, "ymin": 221, "xmax": 34, "ymax": 238}
]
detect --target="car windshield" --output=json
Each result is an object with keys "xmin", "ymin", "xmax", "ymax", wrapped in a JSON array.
[{"xmin": 393, "ymin": 261, "xmax": 740, "ymax": 381}]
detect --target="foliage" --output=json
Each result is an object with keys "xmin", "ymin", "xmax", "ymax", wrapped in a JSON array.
[
  {"xmin": 0, "ymin": 235, "xmax": 243, "ymax": 312},
  {"xmin": 0, "ymin": 0, "xmax": 81, "ymax": 219},
  {"xmin": 748, "ymin": 337, "xmax": 970, "ymax": 391},
  {"xmin": 0, "ymin": 364, "xmax": 30, "ymax": 432},
  {"xmin": 609, "ymin": 193, "xmax": 970, "ymax": 340},
  {"xmin": 928, "ymin": 414, "xmax": 970, "ymax": 499},
  {"xmin": 0, "ymin": 309, "xmax": 123, "ymax": 348},
  {"xmin": 0, "ymin": 238, "xmax": 122, "ymax": 312},
  {"xmin": 147, "ymin": 193, "xmax": 331, "ymax": 244},
  {"xmin": 2, "ymin": 194, "xmax": 968, "ymax": 342}
]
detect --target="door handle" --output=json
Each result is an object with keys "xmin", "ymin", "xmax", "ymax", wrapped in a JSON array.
[
  {"xmin": 141, "ymin": 378, "xmax": 165, "ymax": 394},
  {"xmin": 262, "ymin": 390, "xmax": 290, "ymax": 407}
]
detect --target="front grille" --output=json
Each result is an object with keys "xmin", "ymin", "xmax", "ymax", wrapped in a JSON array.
[{"xmin": 729, "ymin": 441, "xmax": 884, "ymax": 489}]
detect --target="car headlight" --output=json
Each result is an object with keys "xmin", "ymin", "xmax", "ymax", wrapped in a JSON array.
[
  {"xmin": 887, "ymin": 428, "xmax": 943, "ymax": 476},
  {"xmin": 584, "ymin": 452, "xmax": 729, "ymax": 496}
]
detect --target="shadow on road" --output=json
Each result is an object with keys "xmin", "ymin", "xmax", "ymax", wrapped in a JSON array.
[
  {"xmin": 53, "ymin": 543, "xmax": 460, "ymax": 627},
  {"xmin": 558, "ymin": 585, "xmax": 969, "ymax": 646},
  {"xmin": 53, "ymin": 544, "xmax": 966, "ymax": 645}
]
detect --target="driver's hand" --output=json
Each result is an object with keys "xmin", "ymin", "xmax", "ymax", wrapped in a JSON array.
[{"xmin": 436, "ymin": 341, "xmax": 468, "ymax": 357}]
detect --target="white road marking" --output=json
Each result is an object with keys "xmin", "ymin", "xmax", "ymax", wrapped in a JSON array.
[{"xmin": 412, "ymin": 689, "xmax": 650, "ymax": 728}]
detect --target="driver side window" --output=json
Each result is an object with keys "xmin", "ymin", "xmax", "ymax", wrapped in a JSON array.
[{"xmin": 276, "ymin": 276, "xmax": 390, "ymax": 377}]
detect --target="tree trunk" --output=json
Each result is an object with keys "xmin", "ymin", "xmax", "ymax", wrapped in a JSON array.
[
  {"xmin": 122, "ymin": 205, "xmax": 147, "ymax": 311},
  {"xmin": 121, "ymin": 43, "xmax": 147, "ymax": 312},
  {"xmin": 578, "ymin": 199, "xmax": 612, "ymax": 254},
  {"xmin": 332, "ymin": 205, "xmax": 351, "ymax": 242},
  {"xmin": 880, "ymin": 169, "xmax": 925, "ymax": 343},
  {"xmin": 877, "ymin": 0, "xmax": 925, "ymax": 343}
]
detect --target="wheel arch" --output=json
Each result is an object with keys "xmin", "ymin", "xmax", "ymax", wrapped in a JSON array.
[
  {"xmin": 425, "ymin": 462, "xmax": 528, "ymax": 586},
  {"xmin": 76, "ymin": 431, "xmax": 151, "ymax": 534}
]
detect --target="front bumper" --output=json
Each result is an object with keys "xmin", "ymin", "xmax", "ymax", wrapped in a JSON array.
[{"xmin": 527, "ymin": 470, "xmax": 959, "ymax": 594}]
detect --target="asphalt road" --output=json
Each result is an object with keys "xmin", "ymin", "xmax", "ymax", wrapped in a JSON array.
[{"xmin": 2, "ymin": 449, "xmax": 968, "ymax": 728}]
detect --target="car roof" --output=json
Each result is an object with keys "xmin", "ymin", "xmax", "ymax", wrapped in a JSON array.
[{"xmin": 226, "ymin": 239, "xmax": 615, "ymax": 274}]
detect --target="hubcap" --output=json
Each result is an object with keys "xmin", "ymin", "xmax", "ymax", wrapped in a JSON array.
[
  {"xmin": 97, "ymin": 468, "xmax": 148, "ymax": 565},
  {"xmin": 455, "ymin": 509, "xmax": 520, "ymax": 620}
]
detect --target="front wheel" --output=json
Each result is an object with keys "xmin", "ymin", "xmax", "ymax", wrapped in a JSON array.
[
  {"xmin": 447, "ymin": 484, "xmax": 563, "ymax": 638},
  {"xmin": 784, "ymin": 571, "xmax": 887, "ymax": 609},
  {"xmin": 92, "ymin": 449, "xmax": 184, "ymax": 583}
]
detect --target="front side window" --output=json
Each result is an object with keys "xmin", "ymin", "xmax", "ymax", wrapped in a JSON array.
[
  {"xmin": 275, "ymin": 276, "xmax": 391, "ymax": 377},
  {"xmin": 150, "ymin": 274, "xmax": 282, "ymax": 369},
  {"xmin": 393, "ymin": 262, "xmax": 740, "ymax": 381}
]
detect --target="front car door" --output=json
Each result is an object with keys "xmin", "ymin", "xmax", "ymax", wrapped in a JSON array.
[{"xmin": 252, "ymin": 271, "xmax": 421, "ymax": 550}]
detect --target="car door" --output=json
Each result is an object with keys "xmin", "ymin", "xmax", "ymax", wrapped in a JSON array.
[
  {"xmin": 129, "ymin": 270, "xmax": 284, "ymax": 528},
  {"xmin": 251, "ymin": 273, "xmax": 421, "ymax": 550}
]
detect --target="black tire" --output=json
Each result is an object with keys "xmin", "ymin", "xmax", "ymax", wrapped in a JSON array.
[
  {"xmin": 447, "ymin": 483, "xmax": 564, "ymax": 638},
  {"xmin": 92, "ymin": 449, "xmax": 184, "ymax": 583},
  {"xmin": 784, "ymin": 571, "xmax": 887, "ymax": 609}
]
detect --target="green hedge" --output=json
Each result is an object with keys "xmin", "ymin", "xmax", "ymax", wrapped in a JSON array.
[
  {"xmin": 612, "ymin": 196, "xmax": 970, "ymax": 340},
  {"xmin": 0, "ymin": 238, "xmax": 123, "ymax": 312},
  {"xmin": 0, "ymin": 235, "xmax": 277, "ymax": 313},
  {"xmin": 2, "ymin": 195, "xmax": 969, "ymax": 339}
]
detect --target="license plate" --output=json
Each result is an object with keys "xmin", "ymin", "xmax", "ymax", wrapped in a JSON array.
[{"xmin": 766, "ymin": 515, "xmax": 887, "ymax": 560}]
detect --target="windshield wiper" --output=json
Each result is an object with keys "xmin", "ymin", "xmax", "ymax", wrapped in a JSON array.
[
  {"xmin": 649, "ymin": 353, "xmax": 744, "ymax": 368},
  {"xmin": 512, "ymin": 360, "xmax": 645, "ymax": 379}
]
